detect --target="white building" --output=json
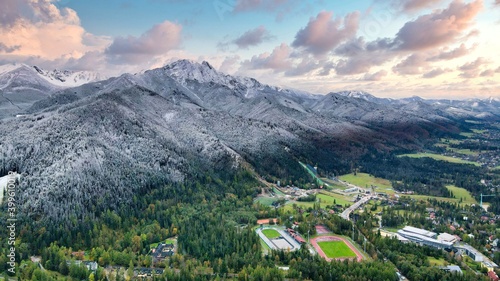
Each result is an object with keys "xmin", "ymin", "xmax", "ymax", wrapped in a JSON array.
[
  {"xmin": 438, "ymin": 233, "xmax": 458, "ymax": 244},
  {"xmin": 397, "ymin": 226, "xmax": 452, "ymax": 250}
]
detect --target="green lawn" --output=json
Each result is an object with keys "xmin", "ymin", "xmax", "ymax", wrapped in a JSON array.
[
  {"xmin": 446, "ymin": 185, "xmax": 477, "ymax": 205},
  {"xmin": 299, "ymin": 161, "xmax": 325, "ymax": 186},
  {"xmin": 398, "ymin": 153, "xmax": 480, "ymax": 166},
  {"xmin": 428, "ymin": 257, "xmax": 447, "ymax": 266},
  {"xmin": 318, "ymin": 241, "xmax": 357, "ymax": 258},
  {"xmin": 283, "ymin": 192, "xmax": 353, "ymax": 211},
  {"xmin": 150, "ymin": 238, "xmax": 176, "ymax": 249},
  {"xmin": 339, "ymin": 173, "xmax": 394, "ymax": 194},
  {"xmin": 262, "ymin": 229, "xmax": 281, "ymax": 239},
  {"xmin": 255, "ymin": 197, "xmax": 277, "ymax": 206},
  {"xmin": 405, "ymin": 187, "xmax": 477, "ymax": 206},
  {"xmin": 320, "ymin": 177, "xmax": 347, "ymax": 190},
  {"xmin": 440, "ymin": 138, "xmax": 463, "ymax": 145},
  {"xmin": 272, "ymin": 187, "xmax": 285, "ymax": 196},
  {"xmin": 317, "ymin": 192, "xmax": 352, "ymax": 206},
  {"xmin": 460, "ymin": 132, "xmax": 474, "ymax": 138},
  {"xmin": 452, "ymin": 149, "xmax": 478, "ymax": 156}
]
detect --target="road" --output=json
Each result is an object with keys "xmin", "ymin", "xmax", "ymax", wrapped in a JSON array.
[{"xmin": 340, "ymin": 195, "xmax": 373, "ymax": 220}]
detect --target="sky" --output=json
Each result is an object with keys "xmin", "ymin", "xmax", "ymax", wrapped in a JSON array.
[{"xmin": 0, "ymin": 0, "xmax": 499, "ymax": 99}]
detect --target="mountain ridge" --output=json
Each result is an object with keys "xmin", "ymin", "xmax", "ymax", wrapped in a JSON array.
[{"xmin": 0, "ymin": 59, "xmax": 495, "ymax": 224}]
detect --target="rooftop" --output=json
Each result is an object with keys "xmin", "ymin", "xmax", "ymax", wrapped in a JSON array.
[{"xmin": 402, "ymin": 226, "xmax": 437, "ymax": 238}]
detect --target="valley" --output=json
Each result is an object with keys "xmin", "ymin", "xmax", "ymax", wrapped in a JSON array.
[{"xmin": 0, "ymin": 60, "xmax": 499, "ymax": 281}]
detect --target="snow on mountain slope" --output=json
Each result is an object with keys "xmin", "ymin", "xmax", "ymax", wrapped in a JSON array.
[
  {"xmin": 0, "ymin": 63, "xmax": 105, "ymax": 88},
  {"xmin": 0, "ymin": 63, "xmax": 106, "ymax": 118},
  {"xmin": 33, "ymin": 66, "xmax": 107, "ymax": 87}
]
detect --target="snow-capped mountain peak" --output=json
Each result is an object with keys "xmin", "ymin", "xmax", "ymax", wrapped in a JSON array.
[{"xmin": 33, "ymin": 66, "xmax": 107, "ymax": 87}]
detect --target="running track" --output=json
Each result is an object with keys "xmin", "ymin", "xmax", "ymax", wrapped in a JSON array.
[{"xmin": 310, "ymin": 235, "xmax": 363, "ymax": 262}]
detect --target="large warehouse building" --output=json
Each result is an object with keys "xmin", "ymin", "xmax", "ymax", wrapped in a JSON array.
[{"xmin": 397, "ymin": 226, "xmax": 453, "ymax": 250}]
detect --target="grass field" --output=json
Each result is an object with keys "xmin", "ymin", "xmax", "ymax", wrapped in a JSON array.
[
  {"xmin": 262, "ymin": 229, "xmax": 281, "ymax": 239},
  {"xmin": 440, "ymin": 138, "xmax": 463, "ymax": 145},
  {"xmin": 339, "ymin": 173, "xmax": 394, "ymax": 194},
  {"xmin": 150, "ymin": 238, "xmax": 176, "ymax": 249},
  {"xmin": 446, "ymin": 185, "xmax": 477, "ymax": 205},
  {"xmin": 318, "ymin": 241, "xmax": 357, "ymax": 258},
  {"xmin": 428, "ymin": 257, "xmax": 447, "ymax": 266},
  {"xmin": 405, "ymin": 186, "xmax": 477, "ymax": 206},
  {"xmin": 299, "ymin": 162, "xmax": 325, "ymax": 186},
  {"xmin": 471, "ymin": 129, "xmax": 486, "ymax": 134},
  {"xmin": 398, "ymin": 153, "xmax": 480, "ymax": 166},
  {"xmin": 460, "ymin": 132, "xmax": 474, "ymax": 138},
  {"xmin": 255, "ymin": 197, "xmax": 277, "ymax": 206},
  {"xmin": 283, "ymin": 192, "xmax": 353, "ymax": 211},
  {"xmin": 320, "ymin": 177, "xmax": 347, "ymax": 190}
]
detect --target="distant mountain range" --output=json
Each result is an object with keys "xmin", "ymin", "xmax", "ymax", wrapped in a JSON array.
[
  {"xmin": 0, "ymin": 63, "xmax": 105, "ymax": 118},
  {"xmin": 0, "ymin": 59, "xmax": 497, "ymax": 222}
]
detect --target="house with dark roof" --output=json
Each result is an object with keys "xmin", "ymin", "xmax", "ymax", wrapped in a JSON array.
[{"xmin": 152, "ymin": 243, "xmax": 174, "ymax": 263}]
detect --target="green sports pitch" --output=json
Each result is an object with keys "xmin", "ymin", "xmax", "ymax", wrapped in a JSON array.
[
  {"xmin": 318, "ymin": 241, "xmax": 357, "ymax": 258},
  {"xmin": 262, "ymin": 229, "xmax": 281, "ymax": 239}
]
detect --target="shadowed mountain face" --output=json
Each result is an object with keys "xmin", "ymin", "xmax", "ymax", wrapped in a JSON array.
[{"xmin": 0, "ymin": 59, "xmax": 480, "ymax": 223}]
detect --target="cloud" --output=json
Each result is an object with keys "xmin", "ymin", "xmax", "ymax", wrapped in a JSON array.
[
  {"xmin": 241, "ymin": 43, "xmax": 292, "ymax": 71},
  {"xmin": 363, "ymin": 70, "xmax": 388, "ymax": 81},
  {"xmin": 0, "ymin": 42, "xmax": 20, "ymax": 53},
  {"xmin": 331, "ymin": 38, "xmax": 395, "ymax": 75},
  {"xmin": 284, "ymin": 57, "xmax": 318, "ymax": 76},
  {"xmin": 232, "ymin": 26, "xmax": 274, "ymax": 49},
  {"xmin": 394, "ymin": 0, "xmax": 483, "ymax": 51},
  {"xmin": 459, "ymin": 57, "xmax": 488, "ymax": 78},
  {"xmin": 480, "ymin": 69, "xmax": 496, "ymax": 77},
  {"xmin": 427, "ymin": 43, "xmax": 472, "ymax": 61},
  {"xmin": 292, "ymin": 11, "xmax": 360, "ymax": 56},
  {"xmin": 459, "ymin": 57, "xmax": 487, "ymax": 71},
  {"xmin": 105, "ymin": 21, "xmax": 182, "ymax": 64},
  {"xmin": 218, "ymin": 55, "xmax": 240, "ymax": 74},
  {"xmin": 0, "ymin": 0, "xmax": 110, "ymax": 61},
  {"xmin": 392, "ymin": 54, "xmax": 428, "ymax": 75},
  {"xmin": 496, "ymin": 0, "xmax": 500, "ymax": 6},
  {"xmin": 422, "ymin": 68, "xmax": 450, "ymax": 78}
]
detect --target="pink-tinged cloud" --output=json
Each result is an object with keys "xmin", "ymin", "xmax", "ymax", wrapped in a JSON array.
[
  {"xmin": 480, "ymin": 69, "xmax": 496, "ymax": 77},
  {"xmin": 422, "ymin": 68, "xmax": 450, "ymax": 78},
  {"xmin": 0, "ymin": 43, "xmax": 20, "ymax": 53},
  {"xmin": 496, "ymin": 0, "xmax": 500, "ymax": 6},
  {"xmin": 0, "ymin": 0, "xmax": 109, "ymax": 61},
  {"xmin": 233, "ymin": 26, "xmax": 274, "ymax": 49},
  {"xmin": 393, "ymin": 54, "xmax": 428, "ymax": 75},
  {"xmin": 105, "ymin": 21, "xmax": 182, "ymax": 64},
  {"xmin": 1, "ymin": 0, "xmax": 79, "ymax": 26},
  {"xmin": 284, "ymin": 57, "xmax": 318, "ymax": 76},
  {"xmin": 363, "ymin": 70, "xmax": 388, "ymax": 81},
  {"xmin": 242, "ymin": 43, "xmax": 292, "ymax": 71},
  {"xmin": 218, "ymin": 55, "xmax": 240, "ymax": 74},
  {"xmin": 292, "ymin": 11, "xmax": 360, "ymax": 56},
  {"xmin": 459, "ymin": 57, "xmax": 488, "ymax": 78},
  {"xmin": 459, "ymin": 57, "xmax": 487, "ymax": 71},
  {"xmin": 395, "ymin": 0, "xmax": 483, "ymax": 51},
  {"xmin": 329, "ymin": 38, "xmax": 394, "ymax": 75},
  {"xmin": 427, "ymin": 44, "xmax": 472, "ymax": 61}
]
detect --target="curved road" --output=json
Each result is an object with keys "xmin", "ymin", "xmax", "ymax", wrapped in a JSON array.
[{"xmin": 341, "ymin": 196, "xmax": 373, "ymax": 220}]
